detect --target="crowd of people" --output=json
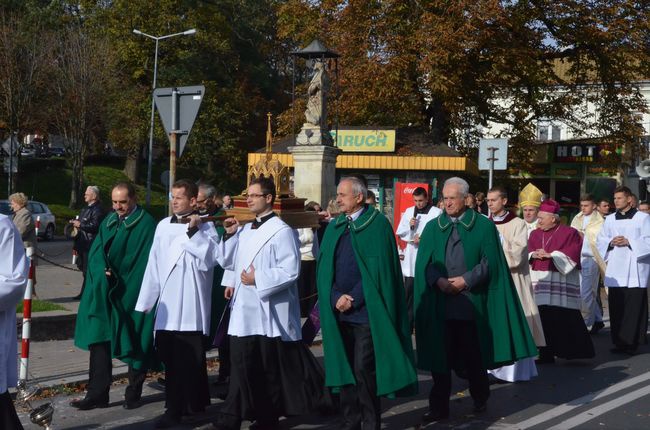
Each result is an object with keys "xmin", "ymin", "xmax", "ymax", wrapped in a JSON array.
[{"xmin": 0, "ymin": 176, "xmax": 649, "ymax": 430}]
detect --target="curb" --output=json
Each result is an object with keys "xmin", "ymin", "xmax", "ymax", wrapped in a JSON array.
[{"xmin": 17, "ymin": 311, "xmax": 77, "ymax": 342}]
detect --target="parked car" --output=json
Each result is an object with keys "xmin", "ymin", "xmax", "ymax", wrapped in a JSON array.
[
  {"xmin": 20, "ymin": 145, "xmax": 37, "ymax": 158},
  {"xmin": 48, "ymin": 147, "xmax": 66, "ymax": 157},
  {"xmin": 0, "ymin": 199, "xmax": 56, "ymax": 240}
]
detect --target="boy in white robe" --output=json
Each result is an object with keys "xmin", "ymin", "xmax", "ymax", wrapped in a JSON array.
[
  {"xmin": 136, "ymin": 179, "xmax": 218, "ymax": 428},
  {"xmin": 0, "ymin": 214, "xmax": 29, "ymax": 429},
  {"xmin": 395, "ymin": 186, "xmax": 441, "ymax": 329},
  {"xmin": 211, "ymin": 177, "xmax": 321, "ymax": 430},
  {"xmin": 597, "ymin": 186, "xmax": 650, "ymax": 355},
  {"xmin": 570, "ymin": 194, "xmax": 606, "ymax": 333}
]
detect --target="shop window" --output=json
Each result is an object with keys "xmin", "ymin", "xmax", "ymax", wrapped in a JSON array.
[
  {"xmin": 551, "ymin": 125, "xmax": 562, "ymax": 141},
  {"xmin": 539, "ymin": 125, "xmax": 549, "ymax": 141}
]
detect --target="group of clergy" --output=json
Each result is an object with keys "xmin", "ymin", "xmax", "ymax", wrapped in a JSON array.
[{"xmin": 5, "ymin": 173, "xmax": 644, "ymax": 430}]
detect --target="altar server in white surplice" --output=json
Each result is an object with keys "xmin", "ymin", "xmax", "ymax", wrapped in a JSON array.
[
  {"xmin": 395, "ymin": 186, "xmax": 441, "ymax": 329},
  {"xmin": 597, "ymin": 186, "xmax": 650, "ymax": 356},
  {"xmin": 570, "ymin": 194, "xmax": 606, "ymax": 333},
  {"xmin": 487, "ymin": 186, "xmax": 545, "ymax": 382},
  {"xmin": 212, "ymin": 177, "xmax": 323, "ymax": 430},
  {"xmin": 136, "ymin": 179, "xmax": 217, "ymax": 428},
  {"xmin": 0, "ymin": 214, "xmax": 28, "ymax": 430}
]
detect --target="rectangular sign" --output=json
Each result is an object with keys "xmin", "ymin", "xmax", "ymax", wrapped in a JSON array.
[
  {"xmin": 554, "ymin": 143, "xmax": 601, "ymax": 163},
  {"xmin": 332, "ymin": 129, "xmax": 396, "ymax": 152},
  {"xmin": 478, "ymin": 138, "xmax": 508, "ymax": 170}
]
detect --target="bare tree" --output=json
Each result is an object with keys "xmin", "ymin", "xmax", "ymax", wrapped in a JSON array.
[
  {"xmin": 48, "ymin": 26, "xmax": 117, "ymax": 207},
  {"xmin": 0, "ymin": 11, "xmax": 50, "ymax": 193}
]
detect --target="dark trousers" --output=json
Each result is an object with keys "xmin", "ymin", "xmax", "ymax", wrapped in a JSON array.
[
  {"xmin": 339, "ymin": 322, "xmax": 380, "ymax": 430},
  {"xmin": 429, "ymin": 320, "xmax": 489, "ymax": 414},
  {"xmin": 403, "ymin": 276, "xmax": 415, "ymax": 331},
  {"xmin": 0, "ymin": 390, "xmax": 24, "ymax": 430},
  {"xmin": 218, "ymin": 335, "xmax": 282, "ymax": 429},
  {"xmin": 155, "ymin": 330, "xmax": 210, "ymax": 418},
  {"xmin": 609, "ymin": 288, "xmax": 648, "ymax": 351},
  {"xmin": 86, "ymin": 341, "xmax": 147, "ymax": 403},
  {"xmin": 76, "ymin": 251, "xmax": 89, "ymax": 297}
]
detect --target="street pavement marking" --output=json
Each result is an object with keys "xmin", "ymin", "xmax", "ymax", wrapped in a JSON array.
[
  {"xmin": 546, "ymin": 383, "xmax": 650, "ymax": 430},
  {"xmin": 512, "ymin": 371, "xmax": 650, "ymax": 429}
]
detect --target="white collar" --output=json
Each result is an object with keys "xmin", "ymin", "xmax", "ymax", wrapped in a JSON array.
[{"xmin": 346, "ymin": 206, "xmax": 365, "ymax": 221}]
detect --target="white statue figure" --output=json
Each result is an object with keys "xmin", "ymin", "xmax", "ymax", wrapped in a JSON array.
[{"xmin": 305, "ymin": 60, "xmax": 329, "ymax": 127}]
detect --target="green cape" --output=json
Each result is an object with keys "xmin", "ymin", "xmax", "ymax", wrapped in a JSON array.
[
  {"xmin": 414, "ymin": 209, "xmax": 537, "ymax": 373},
  {"xmin": 316, "ymin": 207, "xmax": 418, "ymax": 397},
  {"xmin": 74, "ymin": 207, "xmax": 158, "ymax": 371}
]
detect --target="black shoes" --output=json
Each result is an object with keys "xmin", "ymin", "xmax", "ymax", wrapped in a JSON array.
[
  {"xmin": 610, "ymin": 346, "xmax": 638, "ymax": 356},
  {"xmin": 154, "ymin": 411, "xmax": 181, "ymax": 428},
  {"xmin": 590, "ymin": 321, "xmax": 605, "ymax": 335},
  {"xmin": 69, "ymin": 397, "xmax": 109, "ymax": 410},
  {"xmin": 123, "ymin": 398, "xmax": 141, "ymax": 410},
  {"xmin": 474, "ymin": 401, "xmax": 487, "ymax": 413},
  {"xmin": 422, "ymin": 409, "xmax": 449, "ymax": 423},
  {"xmin": 535, "ymin": 356, "xmax": 555, "ymax": 364}
]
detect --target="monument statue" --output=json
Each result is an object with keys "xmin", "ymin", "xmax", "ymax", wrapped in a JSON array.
[
  {"xmin": 297, "ymin": 59, "xmax": 333, "ymax": 146},
  {"xmin": 305, "ymin": 60, "xmax": 329, "ymax": 127}
]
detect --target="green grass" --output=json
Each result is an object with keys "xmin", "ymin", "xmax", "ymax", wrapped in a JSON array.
[{"xmin": 16, "ymin": 299, "xmax": 67, "ymax": 313}]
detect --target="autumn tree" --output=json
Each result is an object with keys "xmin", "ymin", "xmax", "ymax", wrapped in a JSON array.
[
  {"xmin": 46, "ymin": 26, "xmax": 118, "ymax": 207},
  {"xmin": 276, "ymin": 0, "xmax": 650, "ymax": 169},
  {"xmin": 0, "ymin": 10, "xmax": 50, "ymax": 191}
]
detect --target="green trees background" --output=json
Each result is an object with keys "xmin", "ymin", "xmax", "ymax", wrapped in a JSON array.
[{"xmin": 0, "ymin": 0, "xmax": 648, "ymax": 207}]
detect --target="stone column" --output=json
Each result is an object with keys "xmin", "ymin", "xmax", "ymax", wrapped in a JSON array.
[{"xmin": 288, "ymin": 145, "xmax": 341, "ymax": 206}]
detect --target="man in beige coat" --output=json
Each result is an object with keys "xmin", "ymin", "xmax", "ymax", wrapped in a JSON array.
[
  {"xmin": 571, "ymin": 194, "xmax": 606, "ymax": 334},
  {"xmin": 487, "ymin": 186, "xmax": 545, "ymax": 382}
]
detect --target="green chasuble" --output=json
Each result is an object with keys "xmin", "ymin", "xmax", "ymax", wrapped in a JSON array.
[
  {"xmin": 74, "ymin": 207, "xmax": 158, "ymax": 371},
  {"xmin": 414, "ymin": 209, "xmax": 537, "ymax": 373},
  {"xmin": 208, "ymin": 209, "xmax": 227, "ymax": 339},
  {"xmin": 316, "ymin": 207, "xmax": 418, "ymax": 397}
]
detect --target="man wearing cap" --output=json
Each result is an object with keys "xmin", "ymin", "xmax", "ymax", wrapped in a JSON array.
[
  {"xmin": 597, "ymin": 186, "xmax": 650, "ymax": 355},
  {"xmin": 529, "ymin": 199, "xmax": 594, "ymax": 364},
  {"xmin": 570, "ymin": 194, "xmax": 606, "ymax": 334},
  {"xmin": 519, "ymin": 184, "xmax": 543, "ymax": 237}
]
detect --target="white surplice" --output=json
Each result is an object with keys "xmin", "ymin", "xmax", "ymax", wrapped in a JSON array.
[
  {"xmin": 489, "ymin": 214, "xmax": 542, "ymax": 382},
  {"xmin": 597, "ymin": 211, "xmax": 650, "ymax": 289},
  {"xmin": 217, "ymin": 216, "xmax": 302, "ymax": 342},
  {"xmin": 395, "ymin": 205, "xmax": 442, "ymax": 277},
  {"xmin": 135, "ymin": 218, "xmax": 219, "ymax": 335},
  {"xmin": 0, "ymin": 215, "xmax": 29, "ymax": 393}
]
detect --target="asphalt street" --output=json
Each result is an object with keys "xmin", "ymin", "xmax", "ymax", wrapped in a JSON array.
[{"xmin": 15, "ymin": 238, "xmax": 650, "ymax": 429}]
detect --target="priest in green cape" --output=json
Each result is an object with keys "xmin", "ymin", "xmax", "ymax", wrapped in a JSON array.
[
  {"xmin": 414, "ymin": 177, "xmax": 537, "ymax": 424},
  {"xmin": 72, "ymin": 182, "xmax": 158, "ymax": 411},
  {"xmin": 317, "ymin": 176, "xmax": 417, "ymax": 430}
]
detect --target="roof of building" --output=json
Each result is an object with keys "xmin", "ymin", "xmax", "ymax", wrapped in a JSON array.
[{"xmin": 258, "ymin": 126, "xmax": 465, "ymax": 157}]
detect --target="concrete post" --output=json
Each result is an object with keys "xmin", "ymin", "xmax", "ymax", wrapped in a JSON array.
[{"xmin": 288, "ymin": 145, "xmax": 341, "ymax": 206}]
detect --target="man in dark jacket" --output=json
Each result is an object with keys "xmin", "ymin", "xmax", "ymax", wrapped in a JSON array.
[{"xmin": 71, "ymin": 186, "xmax": 105, "ymax": 299}]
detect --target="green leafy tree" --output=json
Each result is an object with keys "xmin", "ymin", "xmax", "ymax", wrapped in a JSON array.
[{"xmin": 276, "ymin": 0, "xmax": 650, "ymax": 172}]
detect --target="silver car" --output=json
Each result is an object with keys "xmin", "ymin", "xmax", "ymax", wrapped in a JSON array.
[{"xmin": 0, "ymin": 200, "xmax": 57, "ymax": 240}]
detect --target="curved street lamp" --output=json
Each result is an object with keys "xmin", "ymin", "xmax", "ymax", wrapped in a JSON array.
[{"xmin": 132, "ymin": 28, "xmax": 197, "ymax": 206}]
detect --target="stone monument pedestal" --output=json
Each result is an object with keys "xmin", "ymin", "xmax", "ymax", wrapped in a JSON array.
[
  {"xmin": 288, "ymin": 144, "xmax": 340, "ymax": 206},
  {"xmin": 296, "ymin": 123, "xmax": 333, "ymax": 146}
]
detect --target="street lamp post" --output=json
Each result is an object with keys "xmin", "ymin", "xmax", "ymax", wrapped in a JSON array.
[{"xmin": 132, "ymin": 28, "xmax": 197, "ymax": 207}]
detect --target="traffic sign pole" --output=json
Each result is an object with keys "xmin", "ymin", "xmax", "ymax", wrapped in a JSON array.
[{"xmin": 488, "ymin": 146, "xmax": 497, "ymax": 190}]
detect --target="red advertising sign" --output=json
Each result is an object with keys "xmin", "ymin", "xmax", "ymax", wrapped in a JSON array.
[{"xmin": 393, "ymin": 182, "xmax": 431, "ymax": 250}]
